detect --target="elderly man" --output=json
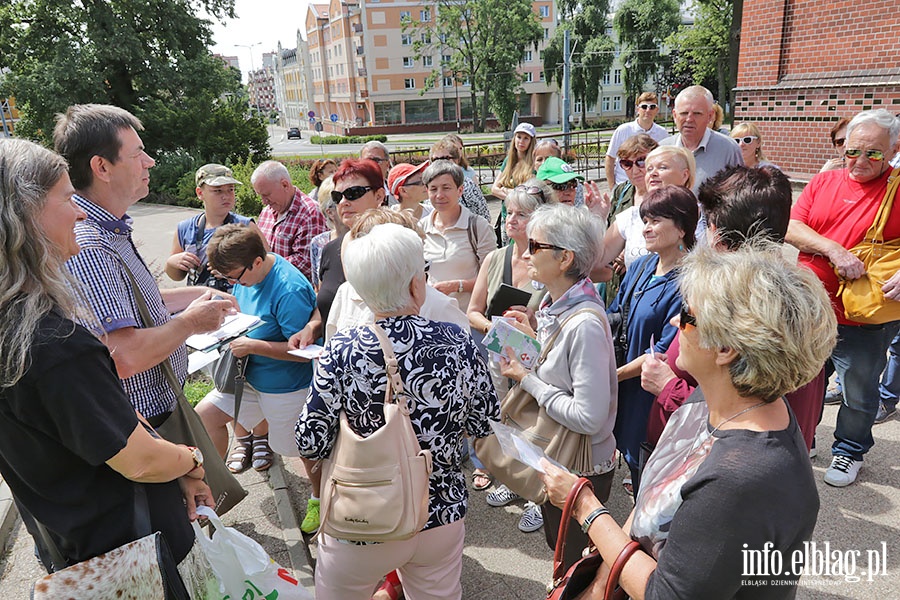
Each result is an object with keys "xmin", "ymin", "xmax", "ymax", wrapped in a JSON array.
[
  {"xmin": 787, "ymin": 108, "xmax": 900, "ymax": 487},
  {"xmin": 252, "ymin": 160, "xmax": 328, "ymax": 282},
  {"xmin": 55, "ymin": 104, "xmax": 232, "ymax": 424},
  {"xmin": 660, "ymin": 86, "xmax": 743, "ymax": 192},
  {"xmin": 361, "ymin": 140, "xmax": 396, "ymax": 205},
  {"xmin": 605, "ymin": 92, "xmax": 669, "ymax": 188}
]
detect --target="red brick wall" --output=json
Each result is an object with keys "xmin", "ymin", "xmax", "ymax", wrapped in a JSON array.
[{"xmin": 735, "ymin": 0, "xmax": 900, "ymax": 176}]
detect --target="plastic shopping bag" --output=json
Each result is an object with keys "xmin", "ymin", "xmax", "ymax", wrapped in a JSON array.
[{"xmin": 192, "ymin": 506, "xmax": 312, "ymax": 600}]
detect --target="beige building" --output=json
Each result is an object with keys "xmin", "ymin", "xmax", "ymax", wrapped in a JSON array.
[{"xmin": 276, "ymin": 33, "xmax": 316, "ymax": 128}]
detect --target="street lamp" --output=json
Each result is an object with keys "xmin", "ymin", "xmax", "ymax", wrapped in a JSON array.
[{"xmin": 235, "ymin": 42, "xmax": 262, "ymax": 112}]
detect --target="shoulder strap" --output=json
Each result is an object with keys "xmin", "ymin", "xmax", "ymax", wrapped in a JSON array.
[
  {"xmin": 368, "ymin": 323, "xmax": 408, "ymax": 411},
  {"xmin": 192, "ymin": 213, "xmax": 207, "ymax": 248},
  {"xmin": 537, "ymin": 306, "xmax": 607, "ymax": 364},
  {"xmin": 501, "ymin": 243, "xmax": 515, "ymax": 285},
  {"xmin": 466, "ymin": 214, "xmax": 482, "ymax": 268},
  {"xmin": 866, "ymin": 167, "xmax": 900, "ymax": 242}
]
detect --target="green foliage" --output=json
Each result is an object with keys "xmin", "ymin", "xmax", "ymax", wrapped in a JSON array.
[
  {"xmin": 309, "ymin": 134, "xmax": 388, "ymax": 144},
  {"xmin": 665, "ymin": 0, "xmax": 732, "ymax": 104},
  {"xmin": 184, "ymin": 374, "xmax": 213, "ymax": 407},
  {"xmin": 614, "ymin": 0, "xmax": 681, "ymax": 103},
  {"xmin": 0, "ymin": 0, "xmax": 269, "ymax": 196}
]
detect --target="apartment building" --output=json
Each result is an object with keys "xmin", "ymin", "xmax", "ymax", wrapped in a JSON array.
[
  {"xmin": 276, "ymin": 33, "xmax": 316, "ymax": 128},
  {"xmin": 248, "ymin": 52, "xmax": 278, "ymax": 114}
]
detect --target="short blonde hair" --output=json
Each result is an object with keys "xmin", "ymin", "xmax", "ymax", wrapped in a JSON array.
[
  {"xmin": 646, "ymin": 146, "xmax": 696, "ymax": 191},
  {"xmin": 731, "ymin": 122, "xmax": 768, "ymax": 162},
  {"xmin": 349, "ymin": 207, "xmax": 425, "ymax": 241},
  {"xmin": 679, "ymin": 243, "xmax": 837, "ymax": 402}
]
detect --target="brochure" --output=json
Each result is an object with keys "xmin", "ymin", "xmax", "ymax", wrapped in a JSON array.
[
  {"xmin": 483, "ymin": 317, "xmax": 542, "ymax": 368},
  {"xmin": 287, "ymin": 344, "xmax": 325, "ymax": 360},
  {"xmin": 489, "ymin": 420, "xmax": 566, "ymax": 473},
  {"xmin": 185, "ymin": 312, "xmax": 263, "ymax": 352}
]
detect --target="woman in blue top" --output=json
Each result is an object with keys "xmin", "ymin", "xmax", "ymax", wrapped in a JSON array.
[
  {"xmin": 195, "ymin": 224, "xmax": 316, "ymax": 473},
  {"xmin": 165, "ymin": 163, "xmax": 264, "ymax": 292},
  {"xmin": 608, "ymin": 186, "xmax": 698, "ymax": 496}
]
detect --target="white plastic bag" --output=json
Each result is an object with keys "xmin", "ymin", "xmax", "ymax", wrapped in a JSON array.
[{"xmin": 192, "ymin": 506, "xmax": 312, "ymax": 600}]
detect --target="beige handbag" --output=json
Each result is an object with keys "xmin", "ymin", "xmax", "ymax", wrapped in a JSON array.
[
  {"xmin": 473, "ymin": 309, "xmax": 601, "ymax": 505},
  {"xmin": 318, "ymin": 323, "xmax": 433, "ymax": 542}
]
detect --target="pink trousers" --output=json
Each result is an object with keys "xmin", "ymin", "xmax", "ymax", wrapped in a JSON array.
[{"xmin": 315, "ymin": 519, "xmax": 465, "ymax": 600}]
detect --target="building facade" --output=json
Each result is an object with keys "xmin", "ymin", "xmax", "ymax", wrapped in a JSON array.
[
  {"xmin": 248, "ymin": 53, "xmax": 278, "ymax": 114},
  {"xmin": 734, "ymin": 0, "xmax": 900, "ymax": 177}
]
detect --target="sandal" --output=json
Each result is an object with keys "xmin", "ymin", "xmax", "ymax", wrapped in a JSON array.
[
  {"xmin": 227, "ymin": 435, "xmax": 253, "ymax": 473},
  {"xmin": 251, "ymin": 435, "xmax": 274, "ymax": 471},
  {"xmin": 622, "ymin": 476, "xmax": 634, "ymax": 497},
  {"xmin": 472, "ymin": 469, "xmax": 493, "ymax": 491}
]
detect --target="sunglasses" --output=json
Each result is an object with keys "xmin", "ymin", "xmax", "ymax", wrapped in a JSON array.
[
  {"xmin": 619, "ymin": 157, "xmax": 647, "ymax": 170},
  {"xmin": 402, "ymin": 179, "xmax": 424, "ymax": 187},
  {"xmin": 223, "ymin": 265, "xmax": 249, "ymax": 284},
  {"xmin": 844, "ymin": 148, "xmax": 885, "ymax": 161},
  {"xmin": 679, "ymin": 303, "xmax": 697, "ymax": 330},
  {"xmin": 735, "ymin": 136, "xmax": 759, "ymax": 144},
  {"xmin": 528, "ymin": 238, "xmax": 565, "ymax": 254},
  {"xmin": 331, "ymin": 185, "xmax": 374, "ymax": 203},
  {"xmin": 833, "ymin": 137, "xmax": 845, "ymax": 147},
  {"xmin": 638, "ymin": 104, "xmax": 658, "ymax": 110},
  {"xmin": 550, "ymin": 180, "xmax": 578, "ymax": 191},
  {"xmin": 431, "ymin": 155, "xmax": 456, "ymax": 161},
  {"xmin": 367, "ymin": 156, "xmax": 390, "ymax": 163},
  {"xmin": 514, "ymin": 185, "xmax": 546, "ymax": 199}
]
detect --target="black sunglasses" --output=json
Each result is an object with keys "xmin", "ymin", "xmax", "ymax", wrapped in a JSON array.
[
  {"xmin": 331, "ymin": 185, "xmax": 374, "ymax": 203},
  {"xmin": 430, "ymin": 155, "xmax": 456, "ymax": 161},
  {"xmin": 528, "ymin": 238, "xmax": 565, "ymax": 254},
  {"xmin": 619, "ymin": 157, "xmax": 647, "ymax": 170},
  {"xmin": 514, "ymin": 185, "xmax": 546, "ymax": 199},
  {"xmin": 550, "ymin": 180, "xmax": 578, "ymax": 191},
  {"xmin": 679, "ymin": 303, "xmax": 697, "ymax": 330}
]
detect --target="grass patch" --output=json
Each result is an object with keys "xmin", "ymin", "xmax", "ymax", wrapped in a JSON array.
[{"xmin": 184, "ymin": 373, "xmax": 213, "ymax": 407}]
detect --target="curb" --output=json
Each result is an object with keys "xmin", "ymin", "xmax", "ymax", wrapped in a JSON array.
[
  {"xmin": 268, "ymin": 457, "xmax": 315, "ymax": 593},
  {"xmin": 0, "ymin": 480, "xmax": 19, "ymax": 556}
]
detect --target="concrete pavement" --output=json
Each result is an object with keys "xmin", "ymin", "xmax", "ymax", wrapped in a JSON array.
[{"xmin": 1, "ymin": 201, "xmax": 899, "ymax": 598}]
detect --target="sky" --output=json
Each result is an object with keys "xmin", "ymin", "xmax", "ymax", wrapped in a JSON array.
[{"xmin": 209, "ymin": 0, "xmax": 311, "ymax": 80}]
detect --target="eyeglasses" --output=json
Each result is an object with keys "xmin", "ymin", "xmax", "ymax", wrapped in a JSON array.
[
  {"xmin": 424, "ymin": 260, "xmax": 431, "ymax": 274},
  {"xmin": 679, "ymin": 303, "xmax": 697, "ymax": 330},
  {"xmin": 223, "ymin": 265, "xmax": 249, "ymax": 284},
  {"xmin": 638, "ymin": 104, "xmax": 658, "ymax": 110},
  {"xmin": 331, "ymin": 185, "xmax": 374, "ymax": 203},
  {"xmin": 366, "ymin": 156, "xmax": 389, "ymax": 163},
  {"xmin": 403, "ymin": 179, "xmax": 424, "ymax": 187},
  {"xmin": 833, "ymin": 137, "xmax": 846, "ymax": 147},
  {"xmin": 735, "ymin": 136, "xmax": 759, "ymax": 144},
  {"xmin": 619, "ymin": 157, "xmax": 647, "ymax": 170},
  {"xmin": 550, "ymin": 180, "xmax": 578, "ymax": 191},
  {"xmin": 514, "ymin": 185, "xmax": 546, "ymax": 199},
  {"xmin": 845, "ymin": 148, "xmax": 885, "ymax": 162},
  {"xmin": 528, "ymin": 238, "xmax": 565, "ymax": 254},
  {"xmin": 430, "ymin": 155, "xmax": 456, "ymax": 161}
]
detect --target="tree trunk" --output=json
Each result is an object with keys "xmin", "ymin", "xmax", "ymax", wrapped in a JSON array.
[{"xmin": 727, "ymin": 0, "xmax": 743, "ymax": 122}]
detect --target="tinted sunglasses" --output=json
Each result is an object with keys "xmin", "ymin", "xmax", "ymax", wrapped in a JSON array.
[
  {"xmin": 638, "ymin": 103, "xmax": 658, "ymax": 110},
  {"xmin": 331, "ymin": 185, "xmax": 374, "ymax": 203},
  {"xmin": 619, "ymin": 157, "xmax": 647, "ymax": 170},
  {"xmin": 844, "ymin": 148, "xmax": 885, "ymax": 161},
  {"xmin": 528, "ymin": 238, "xmax": 565, "ymax": 254},
  {"xmin": 550, "ymin": 180, "xmax": 578, "ymax": 191},
  {"xmin": 514, "ymin": 184, "xmax": 546, "ymax": 199},
  {"xmin": 679, "ymin": 303, "xmax": 697, "ymax": 330},
  {"xmin": 735, "ymin": 136, "xmax": 758, "ymax": 144},
  {"xmin": 833, "ymin": 137, "xmax": 845, "ymax": 147}
]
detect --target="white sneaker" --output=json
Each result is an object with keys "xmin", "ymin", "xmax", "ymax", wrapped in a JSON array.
[
  {"xmin": 486, "ymin": 484, "xmax": 520, "ymax": 507},
  {"xmin": 824, "ymin": 455, "xmax": 861, "ymax": 487},
  {"xmin": 518, "ymin": 502, "xmax": 544, "ymax": 533}
]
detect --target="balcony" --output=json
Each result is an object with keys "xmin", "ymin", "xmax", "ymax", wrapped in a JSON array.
[
  {"xmin": 356, "ymin": 46, "xmax": 365, "ymax": 56},
  {"xmin": 358, "ymin": 67, "xmax": 367, "ymax": 77},
  {"xmin": 352, "ymin": 23, "xmax": 363, "ymax": 33}
]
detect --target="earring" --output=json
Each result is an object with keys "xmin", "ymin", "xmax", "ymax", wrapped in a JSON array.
[{"xmin": 678, "ymin": 243, "xmax": 685, "ymax": 252}]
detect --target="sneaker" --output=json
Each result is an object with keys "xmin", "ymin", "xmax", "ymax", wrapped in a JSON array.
[
  {"xmin": 518, "ymin": 502, "xmax": 544, "ymax": 533},
  {"xmin": 486, "ymin": 484, "xmax": 520, "ymax": 507},
  {"xmin": 809, "ymin": 438, "xmax": 818, "ymax": 459},
  {"xmin": 823, "ymin": 455, "xmax": 861, "ymax": 487},
  {"xmin": 300, "ymin": 498, "xmax": 320, "ymax": 534},
  {"xmin": 874, "ymin": 403, "xmax": 897, "ymax": 424},
  {"xmin": 823, "ymin": 388, "xmax": 843, "ymax": 405}
]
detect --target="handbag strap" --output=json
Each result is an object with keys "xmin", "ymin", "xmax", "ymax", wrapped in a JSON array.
[
  {"xmin": 865, "ymin": 167, "xmax": 900, "ymax": 243},
  {"xmin": 501, "ymin": 243, "xmax": 515, "ymax": 285},
  {"xmin": 537, "ymin": 307, "xmax": 608, "ymax": 366},
  {"xmin": 368, "ymin": 322, "xmax": 408, "ymax": 411},
  {"xmin": 551, "ymin": 477, "xmax": 593, "ymax": 584},
  {"xmin": 603, "ymin": 540, "xmax": 643, "ymax": 600}
]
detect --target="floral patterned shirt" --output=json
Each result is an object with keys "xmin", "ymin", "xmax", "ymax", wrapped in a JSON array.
[{"xmin": 296, "ymin": 315, "xmax": 499, "ymax": 531}]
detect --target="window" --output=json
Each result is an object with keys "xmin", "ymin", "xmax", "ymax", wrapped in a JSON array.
[
  {"xmin": 421, "ymin": 33, "xmax": 431, "ymax": 44},
  {"xmin": 614, "ymin": 96, "xmax": 622, "ymax": 111},
  {"xmin": 539, "ymin": 70, "xmax": 545, "ymax": 82},
  {"xmin": 406, "ymin": 98, "xmax": 439, "ymax": 123},
  {"xmin": 614, "ymin": 69, "xmax": 622, "ymax": 85},
  {"xmin": 543, "ymin": 28, "xmax": 549, "ymax": 40},
  {"xmin": 602, "ymin": 72, "xmax": 610, "ymax": 86},
  {"xmin": 404, "ymin": 78, "xmax": 416, "ymax": 89},
  {"xmin": 423, "ymin": 56, "xmax": 433, "ymax": 67},
  {"xmin": 403, "ymin": 57, "xmax": 414, "ymax": 68},
  {"xmin": 539, "ymin": 50, "xmax": 545, "ymax": 61},
  {"xmin": 375, "ymin": 101, "xmax": 401, "ymax": 124},
  {"xmin": 443, "ymin": 76, "xmax": 454, "ymax": 87},
  {"xmin": 524, "ymin": 72, "xmax": 533, "ymax": 83},
  {"xmin": 539, "ymin": 5, "xmax": 549, "ymax": 17},
  {"xmin": 401, "ymin": 34, "xmax": 412, "ymax": 46},
  {"xmin": 420, "ymin": 9, "xmax": 430, "ymax": 21},
  {"xmin": 443, "ymin": 54, "xmax": 452, "ymax": 65},
  {"xmin": 574, "ymin": 99, "xmax": 583, "ymax": 114},
  {"xmin": 523, "ymin": 50, "xmax": 532, "ymax": 62},
  {"xmin": 400, "ymin": 10, "xmax": 410, "ymax": 20},
  {"xmin": 602, "ymin": 96, "xmax": 611, "ymax": 112}
]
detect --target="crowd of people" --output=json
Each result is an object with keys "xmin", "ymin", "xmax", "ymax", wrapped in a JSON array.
[{"xmin": 0, "ymin": 89, "xmax": 898, "ymax": 600}]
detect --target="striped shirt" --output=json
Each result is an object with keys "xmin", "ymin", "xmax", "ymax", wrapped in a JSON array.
[
  {"xmin": 65, "ymin": 194, "xmax": 187, "ymax": 418},
  {"xmin": 257, "ymin": 187, "xmax": 328, "ymax": 281}
]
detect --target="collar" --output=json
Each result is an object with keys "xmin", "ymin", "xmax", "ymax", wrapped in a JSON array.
[
  {"xmin": 425, "ymin": 204, "xmax": 471, "ymax": 231},
  {"xmin": 73, "ymin": 193, "xmax": 133, "ymax": 234},
  {"xmin": 677, "ymin": 127, "xmax": 712, "ymax": 153}
]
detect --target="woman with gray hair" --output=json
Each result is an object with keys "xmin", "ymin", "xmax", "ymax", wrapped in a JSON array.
[
  {"xmin": 541, "ymin": 243, "xmax": 835, "ymax": 598},
  {"xmin": 296, "ymin": 223, "xmax": 498, "ymax": 599},
  {"xmin": 420, "ymin": 160, "xmax": 496, "ymax": 312},
  {"xmin": 0, "ymin": 139, "xmax": 214, "ymax": 595},
  {"xmin": 492, "ymin": 204, "xmax": 617, "ymax": 569}
]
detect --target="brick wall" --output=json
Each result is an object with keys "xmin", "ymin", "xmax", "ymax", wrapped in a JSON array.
[{"xmin": 735, "ymin": 0, "xmax": 900, "ymax": 177}]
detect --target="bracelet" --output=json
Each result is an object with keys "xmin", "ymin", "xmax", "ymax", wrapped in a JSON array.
[
  {"xmin": 457, "ymin": 279, "xmax": 464, "ymax": 293},
  {"xmin": 580, "ymin": 506, "xmax": 610, "ymax": 533}
]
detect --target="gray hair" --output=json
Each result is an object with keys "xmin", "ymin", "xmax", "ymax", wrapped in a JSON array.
[
  {"xmin": 422, "ymin": 160, "xmax": 464, "ymax": 187},
  {"xmin": 534, "ymin": 140, "xmax": 562, "ymax": 158},
  {"xmin": 679, "ymin": 242, "xmax": 837, "ymax": 402},
  {"xmin": 675, "ymin": 85, "xmax": 714, "ymax": 110},
  {"xmin": 506, "ymin": 177, "xmax": 555, "ymax": 214},
  {"xmin": 343, "ymin": 223, "xmax": 424, "ymax": 314},
  {"xmin": 0, "ymin": 139, "xmax": 83, "ymax": 387},
  {"xmin": 847, "ymin": 109, "xmax": 900, "ymax": 151},
  {"xmin": 361, "ymin": 140, "xmax": 390, "ymax": 159},
  {"xmin": 527, "ymin": 204, "xmax": 600, "ymax": 280},
  {"xmin": 250, "ymin": 160, "xmax": 291, "ymax": 186}
]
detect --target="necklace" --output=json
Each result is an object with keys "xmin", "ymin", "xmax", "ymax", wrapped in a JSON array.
[{"xmin": 710, "ymin": 400, "xmax": 768, "ymax": 435}]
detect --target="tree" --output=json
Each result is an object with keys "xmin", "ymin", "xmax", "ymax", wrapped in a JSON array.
[
  {"xmin": 408, "ymin": 0, "xmax": 541, "ymax": 132},
  {"xmin": 614, "ymin": 0, "xmax": 681, "ymax": 114},
  {"xmin": 543, "ymin": 0, "xmax": 615, "ymax": 127},
  {"xmin": 0, "ymin": 0, "xmax": 269, "ymax": 198}
]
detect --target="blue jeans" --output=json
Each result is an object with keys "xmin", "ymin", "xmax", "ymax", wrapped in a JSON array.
[
  {"xmin": 878, "ymin": 331, "xmax": 900, "ymax": 410},
  {"xmin": 831, "ymin": 322, "xmax": 900, "ymax": 460}
]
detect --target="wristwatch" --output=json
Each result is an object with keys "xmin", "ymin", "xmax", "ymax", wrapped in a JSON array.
[
  {"xmin": 187, "ymin": 446, "xmax": 204, "ymax": 470},
  {"xmin": 457, "ymin": 280, "xmax": 464, "ymax": 293}
]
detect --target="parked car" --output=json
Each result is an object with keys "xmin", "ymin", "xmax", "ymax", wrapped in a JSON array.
[{"xmin": 287, "ymin": 127, "xmax": 301, "ymax": 140}]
